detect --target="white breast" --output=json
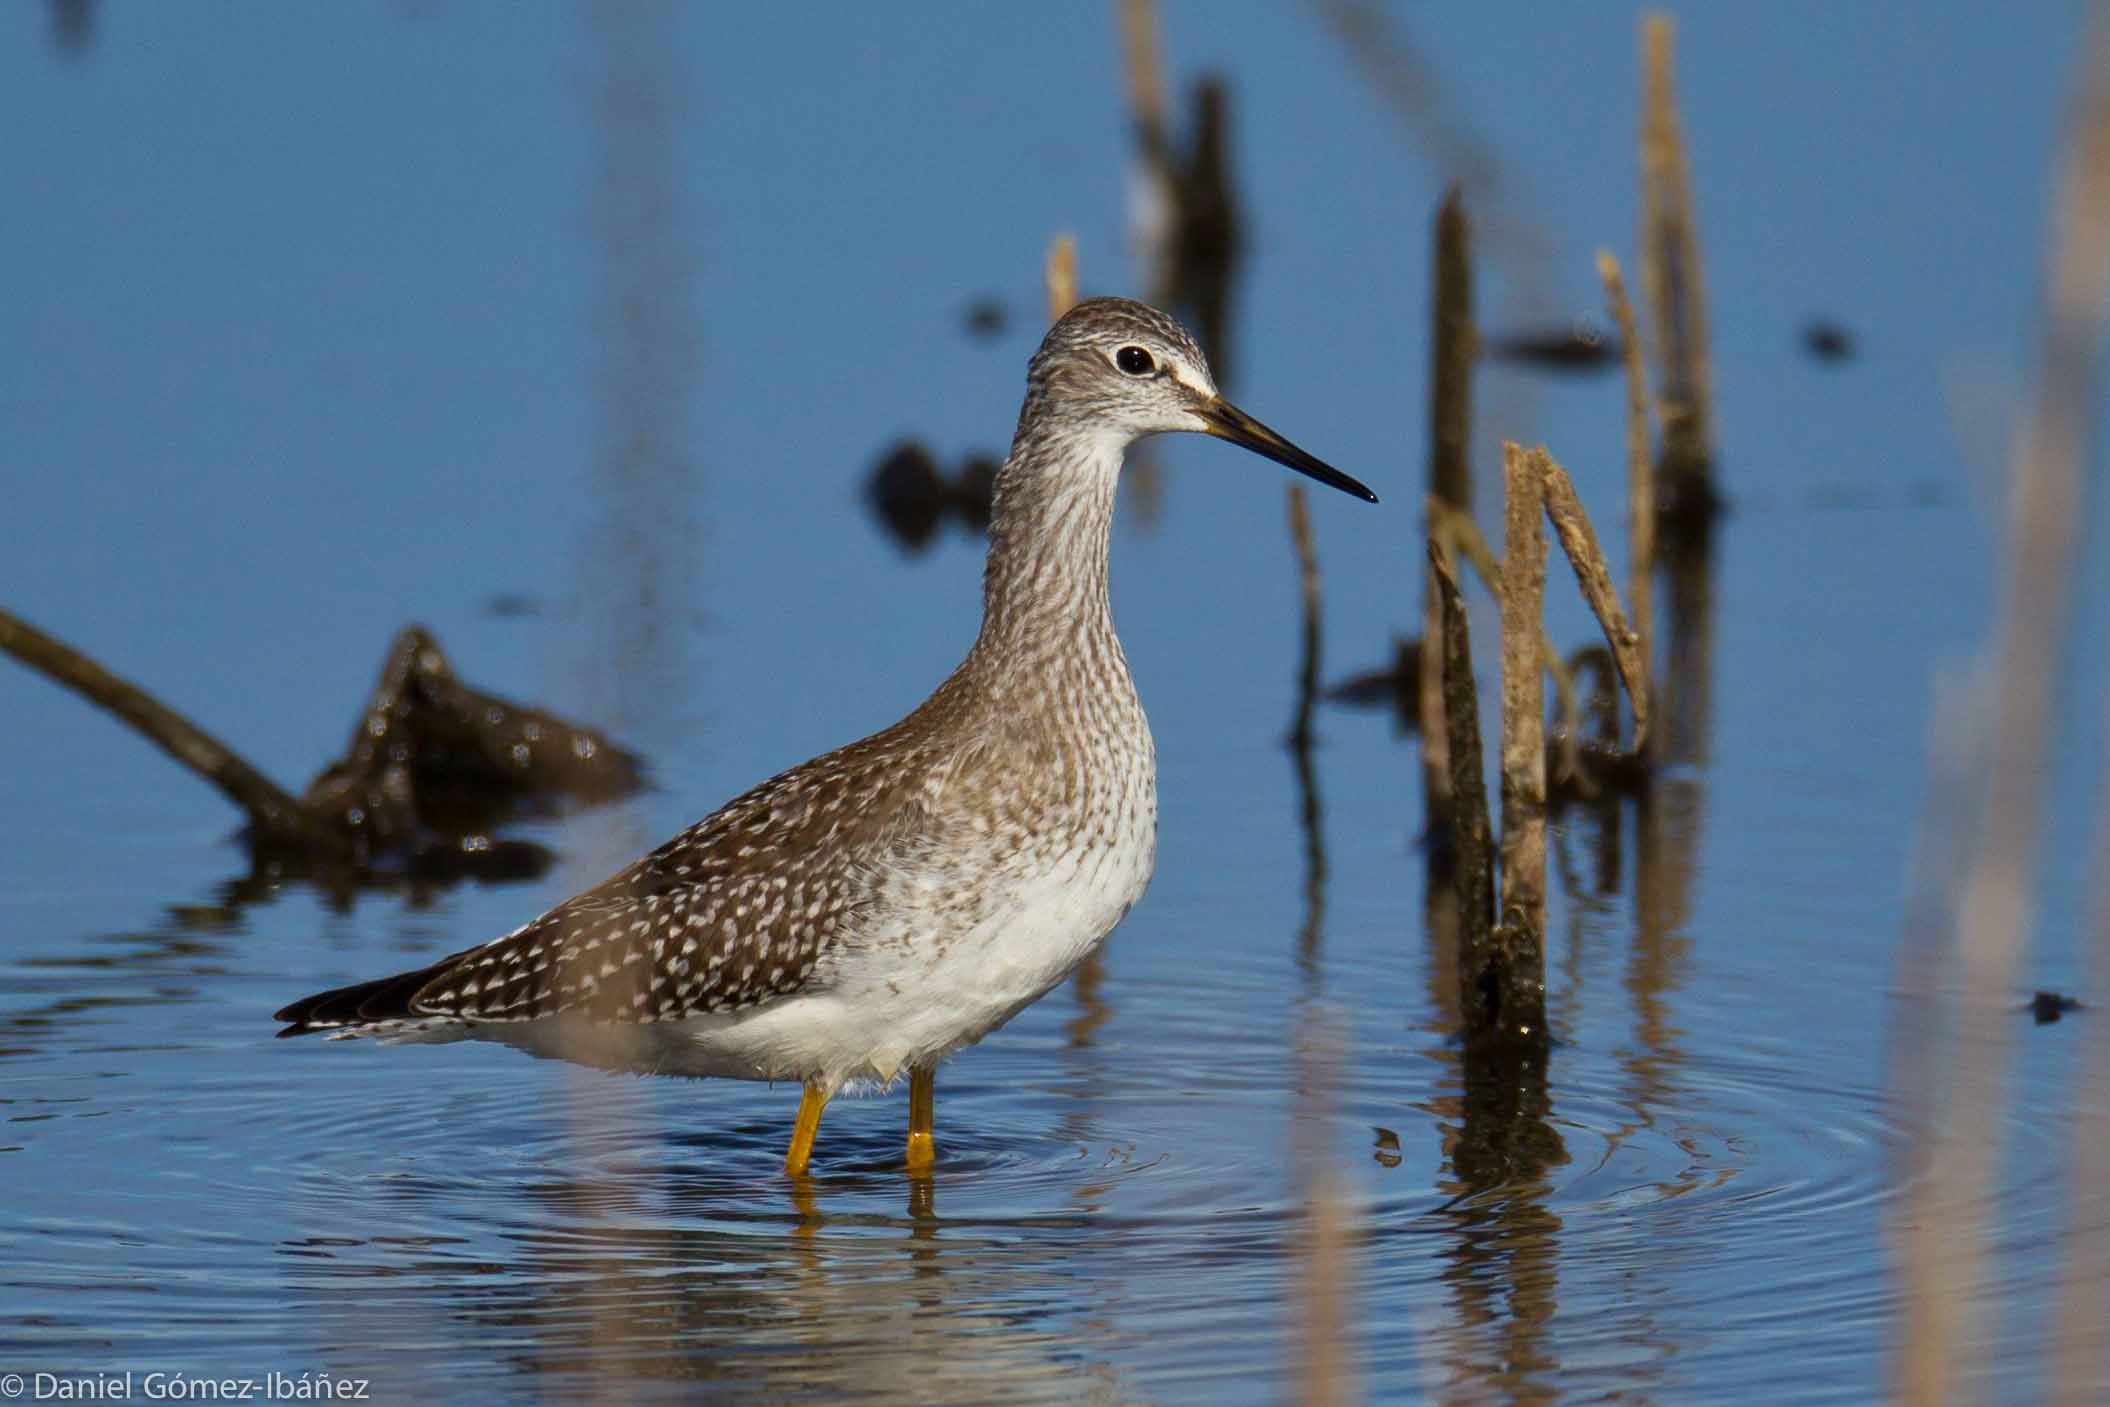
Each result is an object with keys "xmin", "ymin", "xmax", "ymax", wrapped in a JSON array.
[{"xmin": 822, "ymin": 759, "xmax": 1157, "ymax": 1086}]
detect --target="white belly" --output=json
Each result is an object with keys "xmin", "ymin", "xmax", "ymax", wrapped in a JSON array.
[
  {"xmin": 837, "ymin": 832, "xmax": 1152, "ymax": 1069},
  {"xmin": 645, "ymin": 808, "xmax": 1151, "ymax": 1091}
]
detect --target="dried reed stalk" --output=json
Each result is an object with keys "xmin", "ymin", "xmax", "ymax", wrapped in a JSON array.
[
  {"xmin": 1894, "ymin": 13, "xmax": 2110, "ymax": 1403},
  {"xmin": 1288, "ymin": 482, "xmax": 1323, "ymax": 750},
  {"xmin": 1429, "ymin": 188, "xmax": 1475, "ymax": 515},
  {"xmin": 1426, "ymin": 495, "xmax": 1584, "ymax": 767},
  {"xmin": 1045, "ymin": 233, "xmax": 1078, "ymax": 321},
  {"xmin": 1598, "ymin": 250, "xmax": 1656, "ymax": 685},
  {"xmin": 1421, "ymin": 189, "xmax": 1476, "ymax": 822},
  {"xmin": 1639, "ymin": 14, "xmax": 1715, "ymax": 482},
  {"xmin": 1537, "ymin": 453, "xmax": 1651, "ymax": 753},
  {"xmin": 1117, "ymin": 0, "xmax": 1168, "ymax": 154},
  {"xmin": 1429, "ymin": 539, "xmax": 1494, "ymax": 961},
  {"xmin": 1496, "ymin": 443, "xmax": 1547, "ymax": 970}
]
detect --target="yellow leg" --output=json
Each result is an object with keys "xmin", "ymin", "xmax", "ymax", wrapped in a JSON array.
[
  {"xmin": 906, "ymin": 1065, "xmax": 936, "ymax": 1172},
  {"xmin": 784, "ymin": 1083, "xmax": 829, "ymax": 1177}
]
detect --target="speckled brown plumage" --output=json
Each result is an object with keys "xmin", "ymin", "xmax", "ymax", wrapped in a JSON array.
[{"xmin": 277, "ymin": 720, "xmax": 941, "ymax": 1032}]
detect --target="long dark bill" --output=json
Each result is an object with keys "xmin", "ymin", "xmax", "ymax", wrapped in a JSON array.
[{"xmin": 1199, "ymin": 398, "xmax": 1379, "ymax": 504}]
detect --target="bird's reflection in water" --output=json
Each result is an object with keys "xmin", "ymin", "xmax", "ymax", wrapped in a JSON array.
[
  {"xmin": 279, "ymin": 1150, "xmax": 1136, "ymax": 1405},
  {"xmin": 1051, "ymin": 951, "xmax": 1122, "ymax": 1217}
]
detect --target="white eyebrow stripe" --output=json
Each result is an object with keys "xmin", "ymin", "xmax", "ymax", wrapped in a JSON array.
[{"xmin": 1168, "ymin": 362, "xmax": 1215, "ymax": 400}]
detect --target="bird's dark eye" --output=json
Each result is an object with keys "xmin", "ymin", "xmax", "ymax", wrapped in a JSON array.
[{"xmin": 1115, "ymin": 345, "xmax": 1155, "ymax": 376}]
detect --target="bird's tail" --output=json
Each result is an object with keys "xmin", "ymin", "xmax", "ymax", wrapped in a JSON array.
[{"xmin": 274, "ymin": 962, "xmax": 447, "ymax": 1038}]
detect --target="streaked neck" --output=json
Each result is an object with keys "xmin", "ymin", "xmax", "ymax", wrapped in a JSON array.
[{"xmin": 968, "ymin": 417, "xmax": 1127, "ymax": 680}]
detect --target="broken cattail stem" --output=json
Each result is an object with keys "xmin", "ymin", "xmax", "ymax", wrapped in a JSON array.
[
  {"xmin": 1429, "ymin": 188, "xmax": 1475, "ymax": 516},
  {"xmin": 1495, "ymin": 442, "xmax": 1548, "ymax": 1029},
  {"xmin": 1639, "ymin": 13, "xmax": 1716, "ymax": 493},
  {"xmin": 1537, "ymin": 453, "xmax": 1652, "ymax": 753},
  {"xmin": 1497, "ymin": 448, "xmax": 1550, "ymax": 870},
  {"xmin": 1598, "ymin": 250, "xmax": 1657, "ymax": 693},
  {"xmin": 1117, "ymin": 0, "xmax": 1169, "ymax": 160},
  {"xmin": 1420, "ymin": 583, "xmax": 1454, "ymax": 831},
  {"xmin": 1429, "ymin": 538, "xmax": 1495, "ymax": 972},
  {"xmin": 1287, "ymin": 482, "xmax": 1323, "ymax": 751},
  {"xmin": 1421, "ymin": 188, "xmax": 1477, "ymax": 833},
  {"xmin": 1427, "ymin": 494, "xmax": 1585, "ymax": 767}
]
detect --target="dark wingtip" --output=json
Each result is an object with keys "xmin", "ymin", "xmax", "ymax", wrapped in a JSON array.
[
  {"xmin": 274, "ymin": 994, "xmax": 322, "ymax": 1031},
  {"xmin": 274, "ymin": 989, "xmax": 344, "ymax": 1038},
  {"xmin": 273, "ymin": 962, "xmax": 444, "ymax": 1038}
]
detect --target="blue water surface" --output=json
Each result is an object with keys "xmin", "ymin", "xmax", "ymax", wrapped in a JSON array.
[{"xmin": 2, "ymin": 4, "xmax": 2105, "ymax": 1403}]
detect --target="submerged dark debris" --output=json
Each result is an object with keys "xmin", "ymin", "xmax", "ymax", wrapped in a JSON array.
[
  {"xmin": 1, "ymin": 608, "xmax": 644, "ymax": 901},
  {"xmin": 299, "ymin": 625, "xmax": 646, "ymax": 865},
  {"xmin": 1484, "ymin": 324, "xmax": 1620, "ymax": 373},
  {"xmin": 865, "ymin": 439, "xmax": 1001, "ymax": 553},
  {"xmin": 1325, "ymin": 637, "xmax": 1422, "ymax": 736},
  {"xmin": 1800, "ymin": 319, "xmax": 1856, "ymax": 363},
  {"xmin": 2030, "ymin": 990, "xmax": 2083, "ymax": 1025}
]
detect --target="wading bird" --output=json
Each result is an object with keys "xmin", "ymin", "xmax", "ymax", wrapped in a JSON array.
[{"xmin": 276, "ymin": 297, "xmax": 1376, "ymax": 1175}]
